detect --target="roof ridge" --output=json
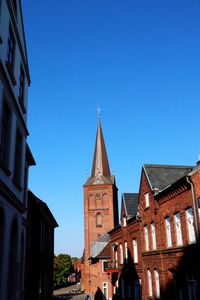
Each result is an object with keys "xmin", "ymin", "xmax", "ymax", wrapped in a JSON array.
[{"xmin": 144, "ymin": 164, "xmax": 194, "ymax": 169}]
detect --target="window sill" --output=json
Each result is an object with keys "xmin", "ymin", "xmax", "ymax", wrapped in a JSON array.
[
  {"xmin": 12, "ymin": 177, "xmax": 23, "ymax": 191},
  {"xmin": 18, "ymin": 96, "xmax": 26, "ymax": 113},
  {"xmin": 144, "ymin": 206, "xmax": 150, "ymax": 210},
  {"xmin": 6, "ymin": 62, "xmax": 17, "ymax": 85},
  {"xmin": 0, "ymin": 160, "xmax": 11, "ymax": 176}
]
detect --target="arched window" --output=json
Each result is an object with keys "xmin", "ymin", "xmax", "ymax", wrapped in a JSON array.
[
  {"xmin": 154, "ymin": 270, "xmax": 160, "ymax": 298},
  {"xmin": 102, "ymin": 282, "xmax": 108, "ymax": 299},
  {"xmin": 174, "ymin": 213, "xmax": 183, "ymax": 246},
  {"xmin": 119, "ymin": 244, "xmax": 123, "ymax": 264},
  {"xmin": 165, "ymin": 216, "xmax": 172, "ymax": 247},
  {"xmin": 89, "ymin": 194, "xmax": 94, "ymax": 209},
  {"xmin": 185, "ymin": 208, "xmax": 196, "ymax": 244},
  {"xmin": 103, "ymin": 193, "xmax": 108, "ymax": 208},
  {"xmin": 147, "ymin": 269, "xmax": 152, "ymax": 297},
  {"xmin": 144, "ymin": 225, "xmax": 149, "ymax": 251},
  {"xmin": 96, "ymin": 213, "xmax": 102, "ymax": 227}
]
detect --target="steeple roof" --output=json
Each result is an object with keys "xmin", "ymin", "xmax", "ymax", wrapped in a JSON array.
[
  {"xmin": 91, "ymin": 118, "xmax": 110, "ymax": 178},
  {"xmin": 84, "ymin": 117, "xmax": 115, "ymax": 186}
]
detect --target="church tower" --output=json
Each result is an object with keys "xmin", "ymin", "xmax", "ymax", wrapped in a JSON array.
[{"xmin": 83, "ymin": 114, "xmax": 118, "ymax": 295}]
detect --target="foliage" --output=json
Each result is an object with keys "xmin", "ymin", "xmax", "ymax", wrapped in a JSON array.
[{"xmin": 53, "ymin": 253, "xmax": 74, "ymax": 288}]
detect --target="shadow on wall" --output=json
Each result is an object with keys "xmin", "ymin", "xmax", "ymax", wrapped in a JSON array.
[
  {"xmin": 110, "ymin": 240, "xmax": 200, "ymax": 300},
  {"xmin": 114, "ymin": 249, "xmax": 141, "ymax": 300},
  {"xmin": 162, "ymin": 235, "xmax": 200, "ymax": 300},
  {"xmin": 94, "ymin": 286, "xmax": 104, "ymax": 300}
]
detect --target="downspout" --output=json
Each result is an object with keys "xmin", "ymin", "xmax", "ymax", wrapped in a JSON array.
[{"xmin": 186, "ymin": 176, "xmax": 199, "ymax": 239}]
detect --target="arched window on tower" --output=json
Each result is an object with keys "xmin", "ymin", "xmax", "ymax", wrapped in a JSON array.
[{"xmin": 96, "ymin": 213, "xmax": 102, "ymax": 227}]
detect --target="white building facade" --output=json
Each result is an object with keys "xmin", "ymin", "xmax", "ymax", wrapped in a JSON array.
[{"xmin": 0, "ymin": 1, "xmax": 35, "ymax": 299}]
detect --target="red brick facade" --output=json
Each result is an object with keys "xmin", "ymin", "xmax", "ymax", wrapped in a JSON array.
[
  {"xmin": 82, "ymin": 118, "xmax": 200, "ymax": 300},
  {"xmin": 108, "ymin": 165, "xmax": 200, "ymax": 300}
]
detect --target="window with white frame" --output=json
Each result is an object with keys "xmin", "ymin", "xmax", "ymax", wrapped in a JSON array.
[
  {"xmin": 133, "ymin": 239, "xmax": 138, "ymax": 263},
  {"xmin": 174, "ymin": 213, "xmax": 183, "ymax": 246},
  {"xmin": 119, "ymin": 244, "xmax": 123, "ymax": 264},
  {"xmin": 125, "ymin": 241, "xmax": 128, "ymax": 262},
  {"xmin": 186, "ymin": 208, "xmax": 196, "ymax": 244},
  {"xmin": 145, "ymin": 192, "xmax": 149, "ymax": 208},
  {"xmin": 102, "ymin": 260, "xmax": 107, "ymax": 272},
  {"xmin": 123, "ymin": 216, "xmax": 127, "ymax": 227},
  {"xmin": 154, "ymin": 270, "xmax": 160, "ymax": 298},
  {"xmin": 151, "ymin": 222, "xmax": 157, "ymax": 250},
  {"xmin": 165, "ymin": 217, "xmax": 172, "ymax": 247},
  {"xmin": 115, "ymin": 248, "xmax": 118, "ymax": 267},
  {"xmin": 102, "ymin": 282, "xmax": 108, "ymax": 300},
  {"xmin": 144, "ymin": 225, "xmax": 149, "ymax": 251},
  {"xmin": 147, "ymin": 269, "xmax": 153, "ymax": 297}
]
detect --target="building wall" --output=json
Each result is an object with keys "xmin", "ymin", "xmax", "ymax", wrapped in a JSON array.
[
  {"xmin": 0, "ymin": 1, "xmax": 32, "ymax": 299},
  {"xmin": 83, "ymin": 182, "xmax": 118, "ymax": 297},
  {"xmin": 108, "ymin": 167, "xmax": 200, "ymax": 300}
]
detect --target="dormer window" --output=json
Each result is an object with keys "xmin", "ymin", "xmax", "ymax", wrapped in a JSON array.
[{"xmin": 145, "ymin": 193, "xmax": 149, "ymax": 208}]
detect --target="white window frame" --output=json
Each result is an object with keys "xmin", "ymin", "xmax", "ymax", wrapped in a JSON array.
[
  {"xmin": 145, "ymin": 192, "xmax": 149, "ymax": 208},
  {"xmin": 151, "ymin": 222, "xmax": 157, "ymax": 250},
  {"xmin": 119, "ymin": 244, "xmax": 123, "ymax": 264},
  {"xmin": 102, "ymin": 260, "xmax": 107, "ymax": 273},
  {"xmin": 123, "ymin": 216, "xmax": 127, "ymax": 227},
  {"xmin": 125, "ymin": 241, "xmax": 128, "ymax": 262},
  {"xmin": 154, "ymin": 270, "xmax": 160, "ymax": 298},
  {"xmin": 147, "ymin": 269, "xmax": 152, "ymax": 297},
  {"xmin": 144, "ymin": 225, "xmax": 149, "ymax": 251},
  {"xmin": 186, "ymin": 208, "xmax": 196, "ymax": 244},
  {"xmin": 102, "ymin": 282, "xmax": 108, "ymax": 300},
  {"xmin": 174, "ymin": 213, "xmax": 183, "ymax": 246},
  {"xmin": 165, "ymin": 217, "xmax": 172, "ymax": 247},
  {"xmin": 115, "ymin": 248, "xmax": 118, "ymax": 267},
  {"xmin": 133, "ymin": 239, "xmax": 138, "ymax": 263}
]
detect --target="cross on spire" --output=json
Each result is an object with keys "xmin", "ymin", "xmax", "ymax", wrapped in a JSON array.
[{"xmin": 97, "ymin": 105, "xmax": 101, "ymax": 120}]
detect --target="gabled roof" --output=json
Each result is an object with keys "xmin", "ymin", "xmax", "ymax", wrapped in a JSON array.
[
  {"xmin": 122, "ymin": 193, "xmax": 138, "ymax": 218},
  {"xmin": 143, "ymin": 164, "xmax": 194, "ymax": 191}
]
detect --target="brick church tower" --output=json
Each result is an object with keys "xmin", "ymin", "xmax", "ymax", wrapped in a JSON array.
[{"xmin": 82, "ymin": 114, "xmax": 118, "ymax": 297}]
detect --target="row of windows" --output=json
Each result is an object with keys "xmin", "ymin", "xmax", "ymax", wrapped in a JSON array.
[
  {"xmin": 0, "ymin": 96, "xmax": 24, "ymax": 189},
  {"xmin": 144, "ymin": 208, "xmax": 196, "ymax": 251},
  {"xmin": 113, "ymin": 239, "xmax": 139, "ymax": 265},
  {"xmin": 6, "ymin": 24, "xmax": 26, "ymax": 112}
]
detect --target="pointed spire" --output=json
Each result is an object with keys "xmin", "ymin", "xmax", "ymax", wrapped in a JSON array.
[{"xmin": 91, "ymin": 113, "xmax": 111, "ymax": 178}]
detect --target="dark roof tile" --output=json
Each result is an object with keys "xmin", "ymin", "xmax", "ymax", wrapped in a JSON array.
[{"xmin": 144, "ymin": 164, "xmax": 194, "ymax": 191}]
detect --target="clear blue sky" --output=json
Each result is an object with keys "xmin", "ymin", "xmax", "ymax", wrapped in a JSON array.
[{"xmin": 22, "ymin": 0, "xmax": 200, "ymax": 257}]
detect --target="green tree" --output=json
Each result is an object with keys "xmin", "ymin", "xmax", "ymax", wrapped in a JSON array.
[{"xmin": 53, "ymin": 254, "xmax": 74, "ymax": 288}]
